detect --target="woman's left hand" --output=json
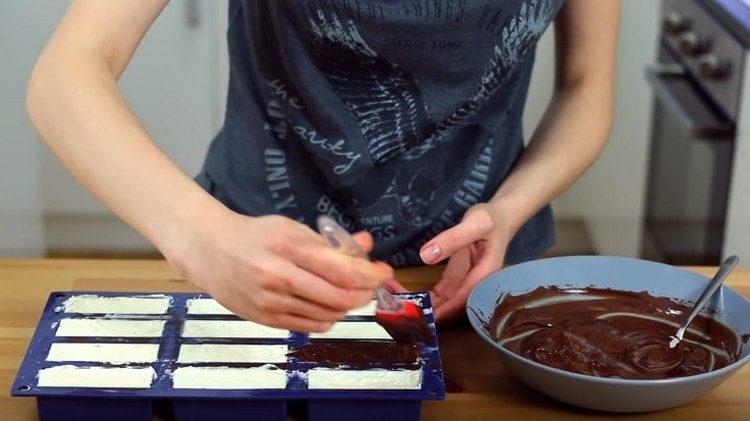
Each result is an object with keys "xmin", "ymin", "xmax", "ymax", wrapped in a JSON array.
[{"xmin": 416, "ymin": 202, "xmax": 514, "ymax": 322}]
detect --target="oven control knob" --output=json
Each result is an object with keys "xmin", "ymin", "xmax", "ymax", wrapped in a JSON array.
[
  {"xmin": 698, "ymin": 55, "xmax": 731, "ymax": 79},
  {"xmin": 663, "ymin": 12, "xmax": 691, "ymax": 34},
  {"xmin": 679, "ymin": 32, "xmax": 712, "ymax": 56}
]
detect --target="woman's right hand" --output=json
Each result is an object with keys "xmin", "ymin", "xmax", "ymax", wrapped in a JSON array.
[{"xmin": 165, "ymin": 207, "xmax": 393, "ymax": 333}]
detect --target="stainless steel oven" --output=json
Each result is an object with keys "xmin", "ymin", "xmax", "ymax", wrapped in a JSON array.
[{"xmin": 642, "ymin": 0, "xmax": 745, "ymax": 265}]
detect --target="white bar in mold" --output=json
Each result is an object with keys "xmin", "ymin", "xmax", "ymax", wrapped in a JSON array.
[
  {"xmin": 346, "ymin": 301, "xmax": 377, "ymax": 316},
  {"xmin": 186, "ymin": 298, "xmax": 233, "ymax": 315},
  {"xmin": 182, "ymin": 320, "xmax": 289, "ymax": 339},
  {"xmin": 307, "ymin": 368, "xmax": 422, "ymax": 389},
  {"xmin": 308, "ymin": 322, "xmax": 393, "ymax": 340},
  {"xmin": 62, "ymin": 295, "xmax": 170, "ymax": 314},
  {"xmin": 46, "ymin": 343, "xmax": 160, "ymax": 363},
  {"xmin": 55, "ymin": 318, "xmax": 165, "ymax": 337},
  {"xmin": 186, "ymin": 298, "xmax": 377, "ymax": 317},
  {"xmin": 177, "ymin": 344, "xmax": 288, "ymax": 363},
  {"xmin": 37, "ymin": 365, "xmax": 155, "ymax": 388}
]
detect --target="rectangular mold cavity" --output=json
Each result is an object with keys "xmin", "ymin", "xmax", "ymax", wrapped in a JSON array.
[
  {"xmin": 62, "ymin": 294, "xmax": 170, "ymax": 314},
  {"xmin": 12, "ymin": 291, "xmax": 445, "ymax": 421},
  {"xmin": 186, "ymin": 298, "xmax": 377, "ymax": 317},
  {"xmin": 46, "ymin": 343, "xmax": 159, "ymax": 364},
  {"xmin": 177, "ymin": 344, "xmax": 288, "ymax": 363},
  {"xmin": 186, "ymin": 298, "xmax": 233, "ymax": 315},
  {"xmin": 55, "ymin": 318, "xmax": 165, "ymax": 337},
  {"xmin": 171, "ymin": 366, "xmax": 288, "ymax": 389},
  {"xmin": 187, "ymin": 298, "xmax": 377, "ymax": 316},
  {"xmin": 307, "ymin": 399, "xmax": 422, "ymax": 421},
  {"xmin": 37, "ymin": 396, "xmax": 153, "ymax": 421},
  {"xmin": 37, "ymin": 366, "xmax": 156, "ymax": 388},
  {"xmin": 346, "ymin": 301, "xmax": 377, "ymax": 316},
  {"xmin": 307, "ymin": 368, "xmax": 422, "ymax": 390},
  {"xmin": 172, "ymin": 399, "xmax": 286, "ymax": 421},
  {"xmin": 308, "ymin": 321, "xmax": 393, "ymax": 340},
  {"xmin": 182, "ymin": 320, "xmax": 289, "ymax": 339}
]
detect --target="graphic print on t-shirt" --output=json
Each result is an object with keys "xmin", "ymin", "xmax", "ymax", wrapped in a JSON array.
[
  {"xmin": 408, "ymin": 0, "xmax": 560, "ymax": 159},
  {"xmin": 290, "ymin": 0, "xmax": 557, "ymax": 165},
  {"xmin": 303, "ymin": 11, "xmax": 435, "ymax": 165}
]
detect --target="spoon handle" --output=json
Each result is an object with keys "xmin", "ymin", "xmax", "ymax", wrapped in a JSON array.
[{"xmin": 680, "ymin": 255, "xmax": 739, "ymax": 331}]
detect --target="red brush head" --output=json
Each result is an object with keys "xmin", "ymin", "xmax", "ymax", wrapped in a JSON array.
[{"xmin": 376, "ymin": 301, "xmax": 435, "ymax": 345}]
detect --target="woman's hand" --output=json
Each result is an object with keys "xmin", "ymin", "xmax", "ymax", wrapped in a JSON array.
[
  {"xmin": 418, "ymin": 202, "xmax": 515, "ymax": 322},
  {"xmin": 166, "ymin": 207, "xmax": 393, "ymax": 333}
]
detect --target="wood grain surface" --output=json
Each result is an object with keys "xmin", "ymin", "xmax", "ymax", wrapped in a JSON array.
[{"xmin": 0, "ymin": 260, "xmax": 748, "ymax": 420}]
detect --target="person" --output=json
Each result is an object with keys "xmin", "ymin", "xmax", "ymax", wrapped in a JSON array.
[{"xmin": 27, "ymin": 0, "xmax": 620, "ymax": 331}]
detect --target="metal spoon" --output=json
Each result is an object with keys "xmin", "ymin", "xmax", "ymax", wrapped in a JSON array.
[{"xmin": 669, "ymin": 255, "xmax": 740, "ymax": 348}]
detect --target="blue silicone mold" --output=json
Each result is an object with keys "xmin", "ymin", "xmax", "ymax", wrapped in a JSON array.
[{"xmin": 12, "ymin": 291, "xmax": 445, "ymax": 421}]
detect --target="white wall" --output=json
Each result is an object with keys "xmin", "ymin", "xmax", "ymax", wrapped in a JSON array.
[
  {"xmin": 36, "ymin": 1, "xmax": 229, "ymax": 252},
  {"xmin": 0, "ymin": 2, "xmax": 68, "ymax": 256},
  {"xmin": 40, "ymin": 1, "xmax": 224, "ymax": 215},
  {"xmin": 524, "ymin": 1, "xmax": 661, "ymax": 256},
  {"xmin": 0, "ymin": 1, "xmax": 229, "ymax": 254}
]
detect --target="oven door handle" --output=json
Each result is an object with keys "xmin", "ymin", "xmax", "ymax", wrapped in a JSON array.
[{"xmin": 646, "ymin": 66, "xmax": 734, "ymax": 138}]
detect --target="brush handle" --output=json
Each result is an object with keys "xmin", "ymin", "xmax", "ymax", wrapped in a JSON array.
[
  {"xmin": 316, "ymin": 216, "xmax": 402, "ymax": 312},
  {"xmin": 374, "ymin": 286, "xmax": 402, "ymax": 312}
]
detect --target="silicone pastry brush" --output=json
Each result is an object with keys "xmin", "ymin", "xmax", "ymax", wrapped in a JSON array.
[{"xmin": 317, "ymin": 216, "xmax": 435, "ymax": 344}]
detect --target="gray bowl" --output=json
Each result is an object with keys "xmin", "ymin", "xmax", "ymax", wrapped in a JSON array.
[{"xmin": 466, "ymin": 256, "xmax": 750, "ymax": 412}]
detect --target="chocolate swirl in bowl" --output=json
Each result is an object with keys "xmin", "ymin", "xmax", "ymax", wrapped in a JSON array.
[{"xmin": 488, "ymin": 287, "xmax": 742, "ymax": 380}]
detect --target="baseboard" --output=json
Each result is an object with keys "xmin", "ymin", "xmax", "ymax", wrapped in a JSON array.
[
  {"xmin": 543, "ymin": 218, "xmax": 597, "ymax": 257},
  {"xmin": 44, "ymin": 213, "xmax": 158, "ymax": 257}
]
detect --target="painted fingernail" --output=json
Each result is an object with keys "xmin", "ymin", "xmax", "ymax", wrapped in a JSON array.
[{"xmin": 420, "ymin": 244, "xmax": 442, "ymax": 264}]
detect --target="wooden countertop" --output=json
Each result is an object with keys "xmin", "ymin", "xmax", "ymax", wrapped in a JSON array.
[{"xmin": 1, "ymin": 259, "xmax": 748, "ymax": 420}]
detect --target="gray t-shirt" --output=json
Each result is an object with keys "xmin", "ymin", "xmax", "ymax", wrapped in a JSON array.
[{"xmin": 197, "ymin": 0, "xmax": 562, "ymax": 266}]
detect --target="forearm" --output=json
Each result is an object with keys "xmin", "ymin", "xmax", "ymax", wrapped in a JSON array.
[
  {"xmin": 489, "ymin": 78, "xmax": 614, "ymax": 234},
  {"xmin": 487, "ymin": 0, "xmax": 620, "ymax": 238},
  {"xmin": 27, "ymin": 50, "xmax": 224, "ymax": 257}
]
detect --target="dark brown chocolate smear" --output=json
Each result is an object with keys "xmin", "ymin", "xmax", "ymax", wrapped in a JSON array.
[
  {"xmin": 289, "ymin": 341, "xmax": 420, "ymax": 368},
  {"xmin": 376, "ymin": 302, "xmax": 435, "ymax": 345},
  {"xmin": 488, "ymin": 286, "xmax": 741, "ymax": 380}
]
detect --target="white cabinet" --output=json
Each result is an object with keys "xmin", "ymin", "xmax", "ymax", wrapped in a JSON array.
[{"xmin": 0, "ymin": 1, "xmax": 64, "ymax": 256}]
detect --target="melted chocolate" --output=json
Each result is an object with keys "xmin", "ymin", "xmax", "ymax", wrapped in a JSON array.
[
  {"xmin": 290, "ymin": 341, "xmax": 420, "ymax": 368},
  {"xmin": 488, "ymin": 287, "xmax": 742, "ymax": 380}
]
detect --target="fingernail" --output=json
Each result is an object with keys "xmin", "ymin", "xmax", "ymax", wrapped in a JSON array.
[{"xmin": 420, "ymin": 244, "xmax": 442, "ymax": 264}]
